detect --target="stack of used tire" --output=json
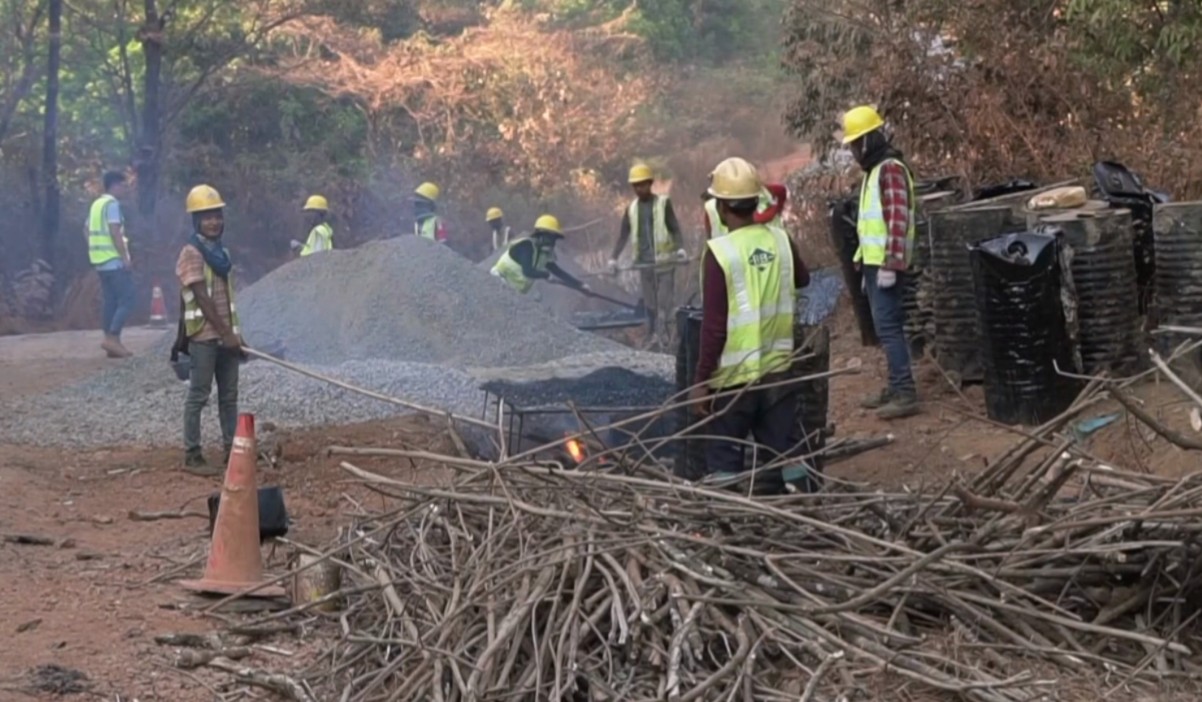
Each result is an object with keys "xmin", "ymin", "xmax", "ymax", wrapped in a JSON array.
[
  {"xmin": 970, "ymin": 232, "xmax": 1080, "ymax": 425},
  {"xmin": 1153, "ymin": 202, "xmax": 1202, "ymax": 382}
]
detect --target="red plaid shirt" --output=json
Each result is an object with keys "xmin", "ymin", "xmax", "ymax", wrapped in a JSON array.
[{"xmin": 878, "ymin": 161, "xmax": 912, "ymax": 271}]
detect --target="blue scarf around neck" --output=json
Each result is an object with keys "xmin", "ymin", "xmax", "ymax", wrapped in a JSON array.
[{"xmin": 190, "ymin": 231, "xmax": 232, "ymax": 279}]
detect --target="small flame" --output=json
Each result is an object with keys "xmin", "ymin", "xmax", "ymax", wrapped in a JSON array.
[{"xmin": 565, "ymin": 437, "xmax": 585, "ymax": 464}]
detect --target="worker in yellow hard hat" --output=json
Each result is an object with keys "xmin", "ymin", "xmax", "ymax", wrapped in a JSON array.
[
  {"xmin": 412, "ymin": 181, "xmax": 447, "ymax": 243},
  {"xmin": 486, "ymin": 207, "xmax": 511, "ymax": 252},
  {"xmin": 173, "ymin": 184, "xmax": 244, "ymax": 476},
  {"xmin": 609, "ymin": 163, "xmax": 686, "ymax": 345},
  {"xmin": 291, "ymin": 195, "xmax": 334, "ymax": 257},
  {"xmin": 491, "ymin": 215, "xmax": 589, "ymax": 294},
  {"xmin": 840, "ymin": 105, "xmax": 919, "ymax": 420},
  {"xmin": 688, "ymin": 157, "xmax": 815, "ymax": 494}
]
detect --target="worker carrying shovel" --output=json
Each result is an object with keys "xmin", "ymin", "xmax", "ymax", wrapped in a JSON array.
[
  {"xmin": 491, "ymin": 214, "xmax": 590, "ymax": 294},
  {"xmin": 608, "ymin": 163, "xmax": 687, "ymax": 346}
]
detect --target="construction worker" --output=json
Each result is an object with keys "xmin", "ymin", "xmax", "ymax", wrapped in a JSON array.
[
  {"xmin": 608, "ymin": 164, "xmax": 686, "ymax": 343},
  {"xmin": 173, "ymin": 184, "xmax": 244, "ymax": 475},
  {"xmin": 491, "ymin": 215, "xmax": 589, "ymax": 294},
  {"xmin": 487, "ymin": 207, "xmax": 511, "ymax": 252},
  {"xmin": 292, "ymin": 195, "xmax": 334, "ymax": 256},
  {"xmin": 413, "ymin": 181, "xmax": 447, "ymax": 243},
  {"xmin": 703, "ymin": 182, "xmax": 788, "ymax": 238},
  {"xmin": 86, "ymin": 170, "xmax": 135, "ymax": 358},
  {"xmin": 689, "ymin": 157, "xmax": 814, "ymax": 493},
  {"xmin": 842, "ymin": 105, "xmax": 919, "ymax": 419}
]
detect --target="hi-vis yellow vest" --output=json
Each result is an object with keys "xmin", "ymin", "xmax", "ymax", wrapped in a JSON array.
[
  {"xmin": 704, "ymin": 190, "xmax": 778, "ymax": 238},
  {"xmin": 415, "ymin": 215, "xmax": 439, "ymax": 240},
  {"xmin": 87, "ymin": 194, "xmax": 126, "ymax": 265},
  {"xmin": 300, "ymin": 222, "xmax": 333, "ymax": 256},
  {"xmin": 491, "ymin": 238, "xmax": 555, "ymax": 294},
  {"xmin": 628, "ymin": 195, "xmax": 674, "ymax": 262},
  {"xmin": 182, "ymin": 259, "xmax": 240, "ymax": 337},
  {"xmin": 706, "ymin": 224, "xmax": 795, "ymax": 389},
  {"xmin": 854, "ymin": 159, "xmax": 916, "ymax": 266}
]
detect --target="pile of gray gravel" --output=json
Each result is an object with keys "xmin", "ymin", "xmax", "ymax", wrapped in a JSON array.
[
  {"xmin": 0, "ymin": 238, "xmax": 677, "ymax": 449},
  {"xmin": 239, "ymin": 237, "xmax": 621, "ymax": 365}
]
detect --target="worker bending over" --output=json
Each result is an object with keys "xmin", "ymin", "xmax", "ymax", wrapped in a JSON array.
[
  {"xmin": 704, "ymin": 183, "xmax": 788, "ymax": 238},
  {"xmin": 842, "ymin": 105, "xmax": 919, "ymax": 420},
  {"xmin": 292, "ymin": 194, "xmax": 334, "ymax": 256},
  {"xmin": 608, "ymin": 164, "xmax": 686, "ymax": 342},
  {"xmin": 413, "ymin": 181, "xmax": 447, "ymax": 243},
  {"xmin": 173, "ymin": 185, "xmax": 245, "ymax": 476},
  {"xmin": 492, "ymin": 215, "xmax": 588, "ymax": 294},
  {"xmin": 690, "ymin": 158, "xmax": 814, "ymax": 494},
  {"xmin": 487, "ymin": 207, "xmax": 511, "ymax": 252}
]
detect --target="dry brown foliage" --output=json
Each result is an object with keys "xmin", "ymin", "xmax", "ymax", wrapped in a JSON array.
[{"xmin": 266, "ymin": 12, "xmax": 661, "ymax": 196}]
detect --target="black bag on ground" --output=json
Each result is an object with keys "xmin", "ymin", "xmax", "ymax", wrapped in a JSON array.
[
  {"xmin": 207, "ymin": 485, "xmax": 289, "ymax": 542},
  {"xmin": 970, "ymin": 232, "xmax": 1079, "ymax": 425}
]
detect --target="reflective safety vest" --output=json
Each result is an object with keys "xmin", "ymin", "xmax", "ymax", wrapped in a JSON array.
[
  {"xmin": 415, "ymin": 215, "xmax": 440, "ymax": 240},
  {"xmin": 854, "ymin": 159, "xmax": 916, "ymax": 266},
  {"xmin": 704, "ymin": 190, "xmax": 778, "ymax": 239},
  {"xmin": 182, "ymin": 255, "xmax": 240, "ymax": 337},
  {"xmin": 300, "ymin": 222, "xmax": 334, "ymax": 256},
  {"xmin": 491, "ymin": 238, "xmax": 555, "ymax": 294},
  {"xmin": 87, "ymin": 194, "xmax": 127, "ymax": 266},
  {"xmin": 628, "ymin": 195, "xmax": 675, "ymax": 262},
  {"xmin": 706, "ymin": 224, "xmax": 795, "ymax": 389},
  {"xmin": 491, "ymin": 225, "xmax": 512, "ymax": 252}
]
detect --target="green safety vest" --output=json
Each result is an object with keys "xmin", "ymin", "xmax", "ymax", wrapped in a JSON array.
[
  {"xmin": 181, "ymin": 255, "xmax": 240, "ymax": 337},
  {"xmin": 490, "ymin": 238, "xmax": 555, "ymax": 294},
  {"xmin": 300, "ymin": 222, "xmax": 334, "ymax": 256},
  {"xmin": 854, "ymin": 159, "xmax": 916, "ymax": 266},
  {"xmin": 628, "ymin": 195, "xmax": 674, "ymax": 262},
  {"xmin": 87, "ymin": 194, "xmax": 126, "ymax": 265},
  {"xmin": 704, "ymin": 190, "xmax": 778, "ymax": 239},
  {"xmin": 706, "ymin": 224, "xmax": 795, "ymax": 389},
  {"xmin": 415, "ymin": 215, "xmax": 439, "ymax": 240}
]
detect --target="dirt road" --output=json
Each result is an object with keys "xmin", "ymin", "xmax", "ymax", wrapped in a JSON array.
[{"xmin": 0, "ymin": 327, "xmax": 163, "ymax": 397}]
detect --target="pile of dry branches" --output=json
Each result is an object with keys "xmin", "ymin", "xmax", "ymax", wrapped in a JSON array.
[{"xmin": 291, "ymin": 419, "xmax": 1202, "ymax": 701}]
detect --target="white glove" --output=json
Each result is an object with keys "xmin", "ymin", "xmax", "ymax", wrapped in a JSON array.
[
  {"xmin": 607, "ymin": 259, "xmax": 619, "ymax": 275},
  {"xmin": 877, "ymin": 269, "xmax": 898, "ymax": 289},
  {"xmin": 674, "ymin": 248, "xmax": 688, "ymax": 262},
  {"xmin": 289, "ymin": 239, "xmax": 303, "ymax": 251}
]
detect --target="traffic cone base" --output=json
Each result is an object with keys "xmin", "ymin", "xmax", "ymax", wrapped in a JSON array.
[{"xmin": 180, "ymin": 414, "xmax": 286, "ymax": 599}]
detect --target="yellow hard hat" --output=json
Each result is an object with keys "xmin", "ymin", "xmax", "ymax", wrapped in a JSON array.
[
  {"xmin": 840, "ymin": 105, "xmax": 884, "ymax": 144},
  {"xmin": 534, "ymin": 214, "xmax": 563, "ymax": 235},
  {"xmin": 303, "ymin": 194, "xmax": 329, "ymax": 211},
  {"xmin": 414, "ymin": 182, "xmax": 440, "ymax": 201},
  {"xmin": 628, "ymin": 164, "xmax": 654, "ymax": 184},
  {"xmin": 707, "ymin": 158, "xmax": 762, "ymax": 200},
  {"xmin": 185, "ymin": 184, "xmax": 225, "ymax": 213},
  {"xmin": 486, "ymin": 207, "xmax": 504, "ymax": 222}
]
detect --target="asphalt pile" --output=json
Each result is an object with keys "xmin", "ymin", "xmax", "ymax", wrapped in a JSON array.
[{"xmin": 1, "ymin": 238, "xmax": 673, "ymax": 448}]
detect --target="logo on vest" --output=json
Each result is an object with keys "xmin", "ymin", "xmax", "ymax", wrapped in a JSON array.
[{"xmin": 748, "ymin": 248, "xmax": 776, "ymax": 271}]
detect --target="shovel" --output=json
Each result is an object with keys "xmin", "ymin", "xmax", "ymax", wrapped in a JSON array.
[{"xmin": 549, "ymin": 280, "xmax": 645, "ymax": 315}]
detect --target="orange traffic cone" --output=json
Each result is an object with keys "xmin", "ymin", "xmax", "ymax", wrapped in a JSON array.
[
  {"xmin": 180, "ymin": 414, "xmax": 285, "ymax": 598},
  {"xmin": 148, "ymin": 283, "xmax": 167, "ymax": 328}
]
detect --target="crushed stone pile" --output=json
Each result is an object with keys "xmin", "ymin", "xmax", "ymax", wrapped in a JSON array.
[
  {"xmin": 240, "ymin": 237, "xmax": 621, "ymax": 365},
  {"xmin": 0, "ymin": 238, "xmax": 679, "ymax": 449}
]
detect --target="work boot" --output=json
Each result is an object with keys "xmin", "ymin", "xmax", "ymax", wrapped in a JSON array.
[
  {"xmin": 183, "ymin": 450, "xmax": 221, "ymax": 477},
  {"xmin": 876, "ymin": 393, "xmax": 921, "ymax": 420},
  {"xmin": 860, "ymin": 388, "xmax": 893, "ymax": 410},
  {"xmin": 101, "ymin": 335, "xmax": 126, "ymax": 359}
]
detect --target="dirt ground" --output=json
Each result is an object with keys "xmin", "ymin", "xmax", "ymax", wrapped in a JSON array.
[{"xmin": 1, "ymin": 313, "xmax": 1200, "ymax": 700}]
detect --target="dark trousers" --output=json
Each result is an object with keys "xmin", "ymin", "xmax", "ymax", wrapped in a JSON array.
[
  {"xmin": 98, "ymin": 268, "xmax": 136, "ymax": 337},
  {"xmin": 702, "ymin": 380, "xmax": 817, "ymax": 493},
  {"xmin": 863, "ymin": 266, "xmax": 916, "ymax": 396},
  {"xmin": 184, "ymin": 340, "xmax": 240, "ymax": 454},
  {"xmin": 639, "ymin": 267, "xmax": 676, "ymax": 338}
]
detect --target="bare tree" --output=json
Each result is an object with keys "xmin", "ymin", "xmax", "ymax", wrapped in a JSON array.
[
  {"xmin": 40, "ymin": 0, "xmax": 62, "ymax": 266},
  {"xmin": 0, "ymin": 0, "xmax": 47, "ymax": 143}
]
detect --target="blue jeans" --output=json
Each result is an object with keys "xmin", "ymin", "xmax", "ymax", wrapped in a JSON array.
[
  {"xmin": 184, "ymin": 340, "xmax": 240, "ymax": 454},
  {"xmin": 864, "ymin": 266, "xmax": 916, "ymax": 396},
  {"xmin": 98, "ymin": 268, "xmax": 136, "ymax": 337}
]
